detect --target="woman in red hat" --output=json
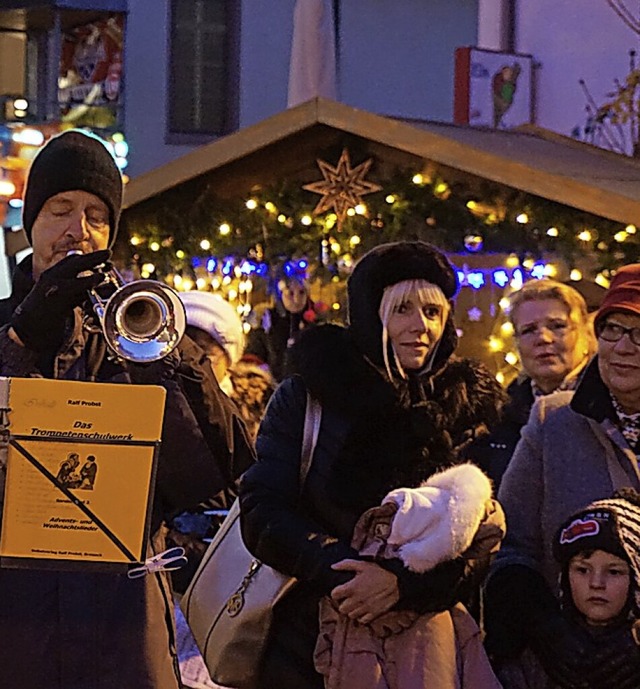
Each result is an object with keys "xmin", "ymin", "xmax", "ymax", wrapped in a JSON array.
[{"xmin": 485, "ymin": 264, "xmax": 640, "ymax": 689}]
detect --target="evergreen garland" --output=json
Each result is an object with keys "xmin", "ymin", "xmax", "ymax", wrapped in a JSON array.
[{"xmin": 119, "ymin": 164, "xmax": 636, "ymax": 281}]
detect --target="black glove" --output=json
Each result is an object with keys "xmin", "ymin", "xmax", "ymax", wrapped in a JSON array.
[
  {"xmin": 484, "ymin": 564, "xmax": 551, "ymax": 662},
  {"xmin": 381, "ymin": 556, "xmax": 466, "ymax": 613},
  {"xmin": 126, "ymin": 348, "xmax": 181, "ymax": 385},
  {"xmin": 11, "ymin": 250, "xmax": 111, "ymax": 352}
]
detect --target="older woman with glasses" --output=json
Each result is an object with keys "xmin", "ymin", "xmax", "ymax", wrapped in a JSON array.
[
  {"xmin": 484, "ymin": 265, "xmax": 640, "ymax": 689},
  {"xmin": 470, "ymin": 279, "xmax": 596, "ymax": 490}
]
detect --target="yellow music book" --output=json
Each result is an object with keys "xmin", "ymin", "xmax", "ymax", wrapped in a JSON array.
[{"xmin": 0, "ymin": 377, "xmax": 166, "ymax": 572}]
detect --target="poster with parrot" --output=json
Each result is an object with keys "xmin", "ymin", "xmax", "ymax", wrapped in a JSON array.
[{"xmin": 454, "ymin": 47, "xmax": 533, "ymax": 129}]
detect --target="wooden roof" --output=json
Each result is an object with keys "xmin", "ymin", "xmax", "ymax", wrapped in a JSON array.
[{"xmin": 123, "ymin": 98, "xmax": 640, "ymax": 225}]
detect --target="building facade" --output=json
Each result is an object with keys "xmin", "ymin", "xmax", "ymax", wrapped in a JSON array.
[{"xmin": 0, "ymin": 1, "xmax": 635, "ymax": 177}]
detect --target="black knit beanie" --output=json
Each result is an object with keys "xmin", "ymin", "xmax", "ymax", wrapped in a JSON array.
[
  {"xmin": 347, "ymin": 241, "xmax": 459, "ymax": 368},
  {"xmin": 22, "ymin": 129, "xmax": 123, "ymax": 247}
]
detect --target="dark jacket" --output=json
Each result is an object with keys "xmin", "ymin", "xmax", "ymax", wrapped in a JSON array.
[
  {"xmin": 467, "ymin": 376, "xmax": 534, "ymax": 491},
  {"xmin": 484, "ymin": 358, "xmax": 640, "ymax": 665},
  {"xmin": 239, "ymin": 324, "xmax": 505, "ymax": 689},
  {"xmin": 244, "ymin": 299, "xmax": 314, "ymax": 381},
  {"xmin": 0, "ymin": 256, "xmax": 253, "ymax": 689}
]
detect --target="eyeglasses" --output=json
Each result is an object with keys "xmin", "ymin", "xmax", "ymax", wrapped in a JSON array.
[
  {"xmin": 598, "ymin": 321, "xmax": 640, "ymax": 346},
  {"xmin": 515, "ymin": 320, "xmax": 571, "ymax": 340}
]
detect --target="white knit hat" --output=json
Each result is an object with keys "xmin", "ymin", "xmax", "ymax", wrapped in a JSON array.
[{"xmin": 179, "ymin": 291, "xmax": 245, "ymax": 365}]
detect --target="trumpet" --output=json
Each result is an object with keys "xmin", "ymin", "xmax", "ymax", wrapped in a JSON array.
[{"xmin": 70, "ymin": 251, "xmax": 186, "ymax": 363}]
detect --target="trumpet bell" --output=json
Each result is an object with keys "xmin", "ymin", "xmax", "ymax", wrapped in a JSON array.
[{"xmin": 101, "ymin": 280, "xmax": 186, "ymax": 363}]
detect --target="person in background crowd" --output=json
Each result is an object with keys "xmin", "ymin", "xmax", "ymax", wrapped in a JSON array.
[
  {"xmin": 172, "ymin": 290, "xmax": 271, "ymax": 689},
  {"xmin": 239, "ymin": 241, "xmax": 506, "ymax": 689},
  {"xmin": 228, "ymin": 359, "xmax": 277, "ymax": 441},
  {"xmin": 244, "ymin": 272, "xmax": 326, "ymax": 381},
  {"xmin": 469, "ymin": 278, "xmax": 596, "ymax": 490},
  {"xmin": 181, "ymin": 291, "xmax": 246, "ymax": 396},
  {"xmin": 484, "ymin": 264, "xmax": 640, "ymax": 689},
  {"xmin": 0, "ymin": 129, "xmax": 246, "ymax": 689},
  {"xmin": 497, "ymin": 489, "xmax": 640, "ymax": 689},
  {"xmin": 168, "ymin": 291, "xmax": 260, "ymax": 589},
  {"xmin": 179, "ymin": 290, "xmax": 276, "ymax": 440}
]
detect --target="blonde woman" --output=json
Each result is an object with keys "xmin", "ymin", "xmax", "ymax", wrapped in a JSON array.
[
  {"xmin": 470, "ymin": 279, "xmax": 596, "ymax": 490},
  {"xmin": 239, "ymin": 241, "xmax": 506, "ymax": 689}
]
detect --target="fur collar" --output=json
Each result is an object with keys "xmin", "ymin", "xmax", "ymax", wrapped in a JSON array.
[
  {"xmin": 571, "ymin": 356, "xmax": 616, "ymax": 422},
  {"xmin": 290, "ymin": 323, "xmax": 505, "ymax": 432},
  {"xmin": 290, "ymin": 325, "xmax": 506, "ymax": 508}
]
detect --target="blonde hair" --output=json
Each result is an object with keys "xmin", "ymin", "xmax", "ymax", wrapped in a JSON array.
[
  {"xmin": 509, "ymin": 278, "xmax": 597, "ymax": 359},
  {"xmin": 378, "ymin": 279, "xmax": 450, "ymax": 379}
]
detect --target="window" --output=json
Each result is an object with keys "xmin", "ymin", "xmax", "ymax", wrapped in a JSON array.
[{"xmin": 168, "ymin": 0, "xmax": 237, "ymax": 137}]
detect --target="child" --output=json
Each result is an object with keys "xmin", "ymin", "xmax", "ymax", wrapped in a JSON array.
[
  {"xmin": 497, "ymin": 489, "xmax": 640, "ymax": 689},
  {"xmin": 313, "ymin": 463, "xmax": 504, "ymax": 689}
]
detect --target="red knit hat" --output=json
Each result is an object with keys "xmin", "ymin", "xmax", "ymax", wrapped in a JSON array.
[{"xmin": 595, "ymin": 264, "xmax": 640, "ymax": 329}]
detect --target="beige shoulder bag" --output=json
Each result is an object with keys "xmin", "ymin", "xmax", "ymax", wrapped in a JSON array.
[{"xmin": 181, "ymin": 392, "xmax": 322, "ymax": 689}]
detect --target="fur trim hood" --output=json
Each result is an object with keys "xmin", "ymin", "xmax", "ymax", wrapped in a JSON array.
[
  {"xmin": 290, "ymin": 324, "xmax": 506, "ymax": 505},
  {"xmin": 384, "ymin": 464, "xmax": 493, "ymax": 573},
  {"xmin": 290, "ymin": 323, "xmax": 504, "ymax": 425},
  {"xmin": 347, "ymin": 241, "xmax": 459, "ymax": 369}
]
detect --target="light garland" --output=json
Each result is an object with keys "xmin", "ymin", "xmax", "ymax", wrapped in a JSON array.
[{"xmin": 121, "ymin": 158, "xmax": 638, "ymax": 386}]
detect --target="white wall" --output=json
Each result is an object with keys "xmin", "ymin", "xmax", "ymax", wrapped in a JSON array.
[
  {"xmin": 125, "ymin": 0, "xmax": 480, "ymax": 175},
  {"xmin": 239, "ymin": 0, "xmax": 480, "ymax": 126},
  {"xmin": 340, "ymin": 0, "xmax": 478, "ymax": 121},
  {"xmin": 516, "ymin": 1, "xmax": 639, "ymax": 144},
  {"xmin": 124, "ymin": 0, "xmax": 194, "ymax": 176},
  {"xmin": 239, "ymin": 0, "xmax": 296, "ymax": 127}
]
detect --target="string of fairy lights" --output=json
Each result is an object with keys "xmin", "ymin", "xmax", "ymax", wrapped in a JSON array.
[{"xmin": 120, "ymin": 148, "xmax": 638, "ymax": 372}]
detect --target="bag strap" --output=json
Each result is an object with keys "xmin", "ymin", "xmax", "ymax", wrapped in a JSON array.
[{"xmin": 299, "ymin": 392, "xmax": 321, "ymax": 494}]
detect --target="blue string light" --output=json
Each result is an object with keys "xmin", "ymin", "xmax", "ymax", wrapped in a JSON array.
[
  {"xmin": 467, "ymin": 272, "xmax": 485, "ymax": 289},
  {"xmin": 187, "ymin": 254, "xmax": 548, "ymax": 293},
  {"xmin": 455, "ymin": 264, "xmax": 547, "ymax": 290},
  {"xmin": 493, "ymin": 270, "xmax": 509, "ymax": 287},
  {"xmin": 530, "ymin": 263, "xmax": 546, "ymax": 279}
]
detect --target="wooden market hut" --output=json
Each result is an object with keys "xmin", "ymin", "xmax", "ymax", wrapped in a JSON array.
[{"xmin": 122, "ymin": 98, "xmax": 640, "ymax": 371}]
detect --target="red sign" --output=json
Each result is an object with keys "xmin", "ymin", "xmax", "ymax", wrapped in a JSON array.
[{"xmin": 58, "ymin": 14, "xmax": 124, "ymax": 128}]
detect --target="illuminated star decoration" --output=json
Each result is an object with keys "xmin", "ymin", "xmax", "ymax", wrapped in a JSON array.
[{"xmin": 302, "ymin": 149, "xmax": 382, "ymax": 231}]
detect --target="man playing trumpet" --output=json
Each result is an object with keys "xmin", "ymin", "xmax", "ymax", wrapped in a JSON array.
[{"xmin": 0, "ymin": 129, "xmax": 252, "ymax": 688}]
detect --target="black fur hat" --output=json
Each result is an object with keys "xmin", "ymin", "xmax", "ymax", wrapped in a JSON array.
[
  {"xmin": 22, "ymin": 129, "xmax": 123, "ymax": 247},
  {"xmin": 347, "ymin": 241, "xmax": 459, "ymax": 367}
]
